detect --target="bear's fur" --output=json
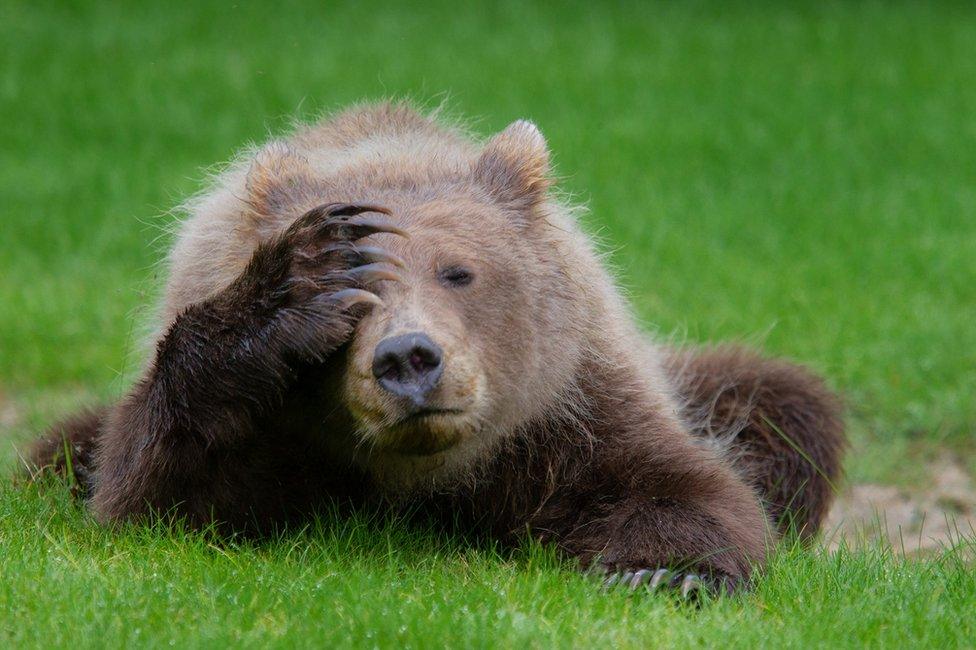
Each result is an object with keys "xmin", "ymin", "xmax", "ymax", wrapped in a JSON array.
[{"xmin": 27, "ymin": 102, "xmax": 845, "ymax": 593}]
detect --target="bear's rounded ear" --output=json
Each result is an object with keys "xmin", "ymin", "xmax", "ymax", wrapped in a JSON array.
[
  {"xmin": 474, "ymin": 120, "xmax": 551, "ymax": 214},
  {"xmin": 245, "ymin": 141, "xmax": 312, "ymax": 217}
]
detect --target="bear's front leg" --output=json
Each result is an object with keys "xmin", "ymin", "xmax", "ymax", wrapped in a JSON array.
[
  {"xmin": 587, "ymin": 475, "xmax": 770, "ymax": 597},
  {"xmin": 91, "ymin": 203, "xmax": 406, "ymax": 528},
  {"xmin": 527, "ymin": 412, "xmax": 772, "ymax": 597}
]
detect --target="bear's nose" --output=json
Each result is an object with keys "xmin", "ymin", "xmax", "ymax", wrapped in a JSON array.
[{"xmin": 371, "ymin": 332, "xmax": 444, "ymax": 407}]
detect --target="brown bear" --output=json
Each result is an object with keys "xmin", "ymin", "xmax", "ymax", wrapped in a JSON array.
[{"xmin": 28, "ymin": 102, "xmax": 845, "ymax": 596}]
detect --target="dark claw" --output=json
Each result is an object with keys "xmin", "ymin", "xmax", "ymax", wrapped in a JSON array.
[
  {"xmin": 327, "ymin": 288, "xmax": 383, "ymax": 310},
  {"xmin": 290, "ymin": 203, "xmax": 404, "ymax": 242},
  {"xmin": 647, "ymin": 568, "xmax": 672, "ymax": 591},
  {"xmin": 616, "ymin": 571, "xmax": 635, "ymax": 591},
  {"xmin": 292, "ymin": 203, "xmax": 389, "ymax": 232},
  {"xmin": 342, "ymin": 262, "xmax": 404, "ymax": 285},
  {"xmin": 601, "ymin": 573, "xmax": 622, "ymax": 591},
  {"xmin": 323, "ymin": 203, "xmax": 391, "ymax": 217},
  {"xmin": 680, "ymin": 574, "xmax": 702, "ymax": 599},
  {"xmin": 598, "ymin": 565, "xmax": 736, "ymax": 600},
  {"xmin": 323, "ymin": 214, "xmax": 409, "ymax": 241},
  {"xmin": 629, "ymin": 569, "xmax": 653, "ymax": 590},
  {"xmin": 321, "ymin": 243, "xmax": 406, "ymax": 269}
]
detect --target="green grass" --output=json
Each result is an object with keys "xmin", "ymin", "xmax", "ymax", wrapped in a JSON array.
[
  {"xmin": 3, "ymin": 480, "xmax": 975, "ymax": 648},
  {"xmin": 2, "ymin": 0, "xmax": 975, "ymax": 647}
]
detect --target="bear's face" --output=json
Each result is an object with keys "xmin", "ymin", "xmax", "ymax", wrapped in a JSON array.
[
  {"xmin": 332, "ymin": 121, "xmax": 575, "ymax": 487},
  {"xmin": 341, "ymin": 198, "xmax": 521, "ymax": 468}
]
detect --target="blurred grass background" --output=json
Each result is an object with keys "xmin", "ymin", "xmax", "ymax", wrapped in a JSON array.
[{"xmin": 1, "ymin": 1, "xmax": 975, "ymax": 646}]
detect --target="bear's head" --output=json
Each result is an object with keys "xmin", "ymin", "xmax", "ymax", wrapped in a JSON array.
[
  {"xmin": 329, "ymin": 121, "xmax": 591, "ymax": 488},
  {"xmin": 167, "ymin": 111, "xmax": 623, "ymax": 491}
]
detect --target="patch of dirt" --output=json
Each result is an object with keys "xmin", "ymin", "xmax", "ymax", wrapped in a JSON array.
[
  {"xmin": 825, "ymin": 454, "xmax": 976, "ymax": 554},
  {"xmin": 0, "ymin": 390, "xmax": 20, "ymax": 430}
]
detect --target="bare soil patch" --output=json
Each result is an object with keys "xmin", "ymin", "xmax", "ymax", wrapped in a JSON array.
[
  {"xmin": 826, "ymin": 454, "xmax": 976, "ymax": 554},
  {"xmin": 0, "ymin": 390, "xmax": 20, "ymax": 429}
]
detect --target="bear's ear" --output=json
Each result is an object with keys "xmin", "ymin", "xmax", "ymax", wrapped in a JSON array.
[
  {"xmin": 245, "ymin": 141, "xmax": 313, "ymax": 217},
  {"xmin": 474, "ymin": 120, "xmax": 551, "ymax": 213}
]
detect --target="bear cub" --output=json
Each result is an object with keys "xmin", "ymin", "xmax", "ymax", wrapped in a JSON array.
[{"xmin": 29, "ymin": 103, "xmax": 845, "ymax": 596}]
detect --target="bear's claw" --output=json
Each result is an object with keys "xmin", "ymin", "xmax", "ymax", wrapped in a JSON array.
[
  {"xmin": 289, "ymin": 202, "xmax": 408, "ymax": 246},
  {"xmin": 282, "ymin": 202, "xmax": 407, "ymax": 304},
  {"xmin": 326, "ymin": 214, "xmax": 409, "ymax": 241},
  {"xmin": 340, "ymin": 262, "xmax": 404, "ymax": 285},
  {"xmin": 328, "ymin": 288, "xmax": 384, "ymax": 310},
  {"xmin": 318, "ymin": 202, "xmax": 392, "ymax": 218},
  {"xmin": 319, "ymin": 243, "xmax": 407, "ymax": 269},
  {"xmin": 599, "ymin": 566, "xmax": 733, "ymax": 599},
  {"xmin": 311, "ymin": 202, "xmax": 407, "ymax": 241}
]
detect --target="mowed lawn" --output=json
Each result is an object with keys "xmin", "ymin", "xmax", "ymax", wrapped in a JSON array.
[{"xmin": 2, "ymin": 1, "xmax": 975, "ymax": 647}]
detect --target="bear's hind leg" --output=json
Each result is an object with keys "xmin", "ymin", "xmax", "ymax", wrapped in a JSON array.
[
  {"xmin": 664, "ymin": 346, "xmax": 846, "ymax": 540},
  {"xmin": 26, "ymin": 406, "xmax": 107, "ymax": 497}
]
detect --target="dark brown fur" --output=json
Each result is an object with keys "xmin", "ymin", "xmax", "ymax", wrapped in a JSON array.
[
  {"xmin": 665, "ymin": 347, "xmax": 845, "ymax": 540},
  {"xmin": 27, "ymin": 407, "xmax": 104, "ymax": 497}
]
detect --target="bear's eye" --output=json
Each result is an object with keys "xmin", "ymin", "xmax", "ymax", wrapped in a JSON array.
[{"xmin": 438, "ymin": 265, "xmax": 474, "ymax": 288}]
